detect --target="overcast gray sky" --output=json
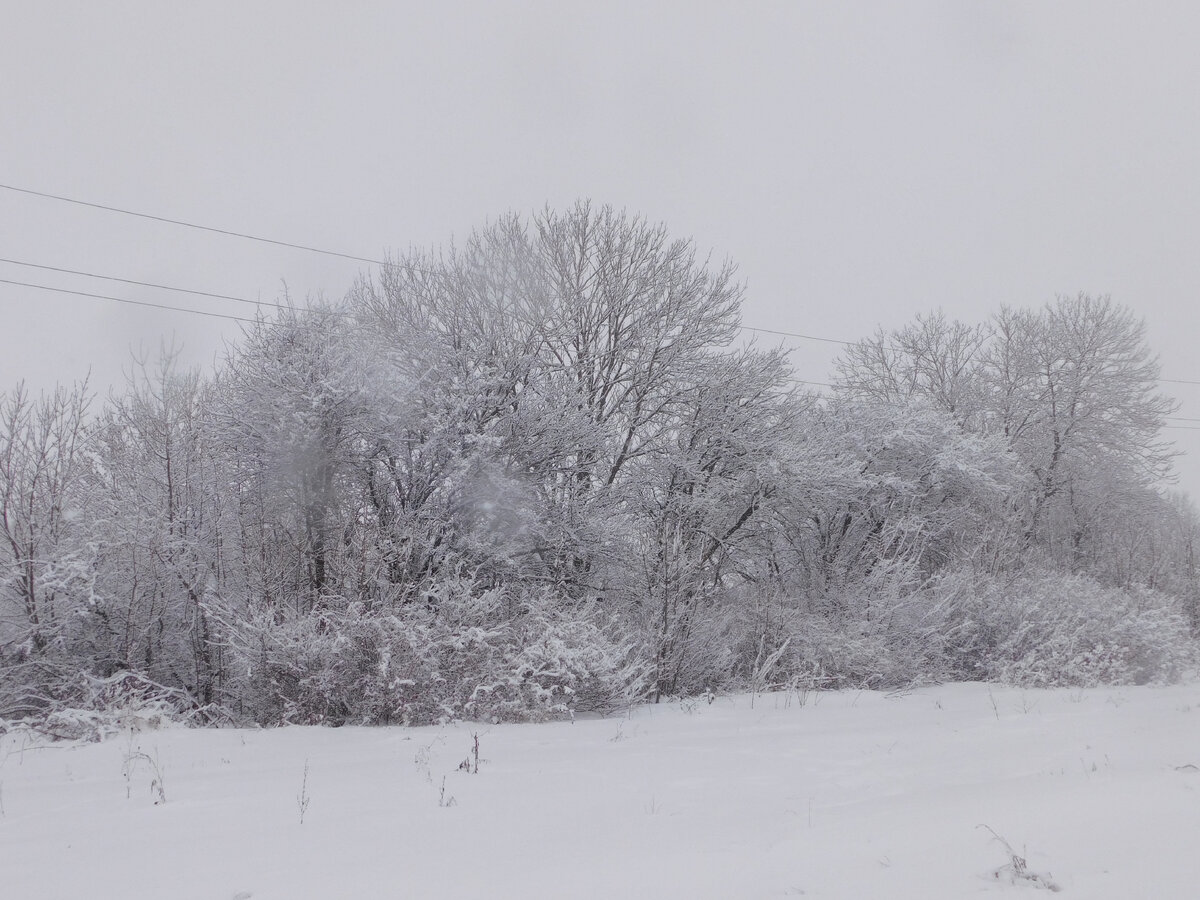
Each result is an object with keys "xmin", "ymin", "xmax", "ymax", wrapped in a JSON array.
[{"xmin": 3, "ymin": 2, "xmax": 1200, "ymax": 493}]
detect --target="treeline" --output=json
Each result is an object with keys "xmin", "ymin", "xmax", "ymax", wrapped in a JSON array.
[{"xmin": 1, "ymin": 203, "xmax": 1196, "ymax": 727}]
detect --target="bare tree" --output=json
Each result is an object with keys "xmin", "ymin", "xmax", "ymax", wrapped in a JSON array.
[
  {"xmin": 0, "ymin": 380, "xmax": 92, "ymax": 715},
  {"xmin": 90, "ymin": 349, "xmax": 222, "ymax": 702},
  {"xmin": 983, "ymin": 295, "xmax": 1177, "ymax": 543},
  {"xmin": 632, "ymin": 348, "xmax": 799, "ymax": 698},
  {"xmin": 835, "ymin": 310, "xmax": 990, "ymax": 429},
  {"xmin": 352, "ymin": 202, "xmax": 747, "ymax": 599}
]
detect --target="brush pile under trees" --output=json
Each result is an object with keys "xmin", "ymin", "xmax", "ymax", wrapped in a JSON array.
[{"xmin": 1, "ymin": 203, "xmax": 1196, "ymax": 731}]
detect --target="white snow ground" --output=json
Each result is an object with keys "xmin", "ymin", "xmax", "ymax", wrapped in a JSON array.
[{"xmin": 2, "ymin": 683, "xmax": 1199, "ymax": 899}]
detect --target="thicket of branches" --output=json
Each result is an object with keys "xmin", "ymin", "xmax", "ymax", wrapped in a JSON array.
[{"xmin": 2, "ymin": 203, "xmax": 1196, "ymax": 728}]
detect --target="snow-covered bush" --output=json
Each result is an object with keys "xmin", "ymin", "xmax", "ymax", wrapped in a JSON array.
[
  {"xmin": 0, "ymin": 669, "xmax": 211, "ymax": 742},
  {"xmin": 964, "ymin": 574, "xmax": 1193, "ymax": 687},
  {"xmin": 753, "ymin": 608, "xmax": 945, "ymax": 690},
  {"xmin": 904, "ymin": 567, "xmax": 1192, "ymax": 686},
  {"xmin": 222, "ymin": 578, "xmax": 646, "ymax": 726},
  {"xmin": 730, "ymin": 581, "xmax": 939, "ymax": 692},
  {"xmin": 726, "ymin": 565, "xmax": 1194, "ymax": 693}
]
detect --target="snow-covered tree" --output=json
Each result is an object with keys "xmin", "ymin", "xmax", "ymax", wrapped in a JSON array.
[
  {"xmin": 0, "ymin": 380, "xmax": 93, "ymax": 716},
  {"xmin": 85, "ymin": 350, "xmax": 223, "ymax": 702}
]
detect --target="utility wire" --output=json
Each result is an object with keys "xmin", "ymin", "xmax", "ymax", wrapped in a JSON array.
[
  {"xmin": 0, "ymin": 257, "xmax": 290, "ymax": 313},
  {"xmin": 6, "ymin": 276, "xmax": 1200, "ymax": 437},
  {"xmin": 0, "ymin": 182, "xmax": 388, "ymax": 267},
  {"xmin": 741, "ymin": 325, "xmax": 849, "ymax": 346},
  {"xmin": 4, "ymin": 180, "xmax": 1200, "ymax": 386},
  {"xmin": 3, "ymin": 269, "xmax": 1199, "ymax": 407},
  {"xmin": 0, "ymin": 252, "xmax": 877, "ymax": 351},
  {"xmin": 0, "ymin": 278, "xmax": 260, "ymax": 324}
]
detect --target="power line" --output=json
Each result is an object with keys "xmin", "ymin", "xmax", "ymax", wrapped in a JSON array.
[
  {"xmin": 0, "ymin": 278, "xmax": 260, "ymax": 324},
  {"xmin": 4, "ymin": 180, "xmax": 1200, "ymax": 387},
  {"xmin": 0, "ymin": 269, "xmax": 836, "ymax": 393},
  {"xmin": 0, "ymin": 252, "xmax": 898, "ymax": 358},
  {"xmin": 6, "ymin": 275, "xmax": 1200, "ymax": 439},
  {"xmin": 0, "ymin": 257, "xmax": 851, "ymax": 342},
  {"xmin": 0, "ymin": 257, "xmax": 289, "ymax": 313},
  {"xmin": 3, "ymin": 267, "xmax": 1199, "ymax": 404},
  {"xmin": 741, "ymin": 325, "xmax": 849, "ymax": 346},
  {"xmin": 0, "ymin": 182, "xmax": 388, "ymax": 267},
  {"xmin": 1, "ymin": 257, "xmax": 1198, "ymax": 400}
]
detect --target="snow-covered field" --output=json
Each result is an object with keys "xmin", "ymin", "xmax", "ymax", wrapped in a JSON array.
[{"xmin": 3, "ymin": 683, "xmax": 1199, "ymax": 899}]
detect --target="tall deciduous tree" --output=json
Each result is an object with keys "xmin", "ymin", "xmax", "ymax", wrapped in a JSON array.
[
  {"xmin": 983, "ymin": 295, "xmax": 1176, "ymax": 544},
  {"xmin": 88, "ymin": 350, "xmax": 221, "ymax": 700},
  {"xmin": 0, "ymin": 380, "xmax": 92, "ymax": 715},
  {"xmin": 835, "ymin": 311, "xmax": 989, "ymax": 429}
]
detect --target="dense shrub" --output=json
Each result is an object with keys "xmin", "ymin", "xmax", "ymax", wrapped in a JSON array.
[
  {"xmin": 968, "ymin": 574, "xmax": 1193, "ymax": 686},
  {"xmin": 724, "ymin": 568, "xmax": 1194, "ymax": 694},
  {"xmin": 220, "ymin": 580, "xmax": 648, "ymax": 726},
  {"xmin": 0, "ymin": 669, "xmax": 214, "ymax": 742}
]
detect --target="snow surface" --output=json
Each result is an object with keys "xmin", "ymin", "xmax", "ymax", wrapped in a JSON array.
[{"xmin": 3, "ymin": 683, "xmax": 1199, "ymax": 899}]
